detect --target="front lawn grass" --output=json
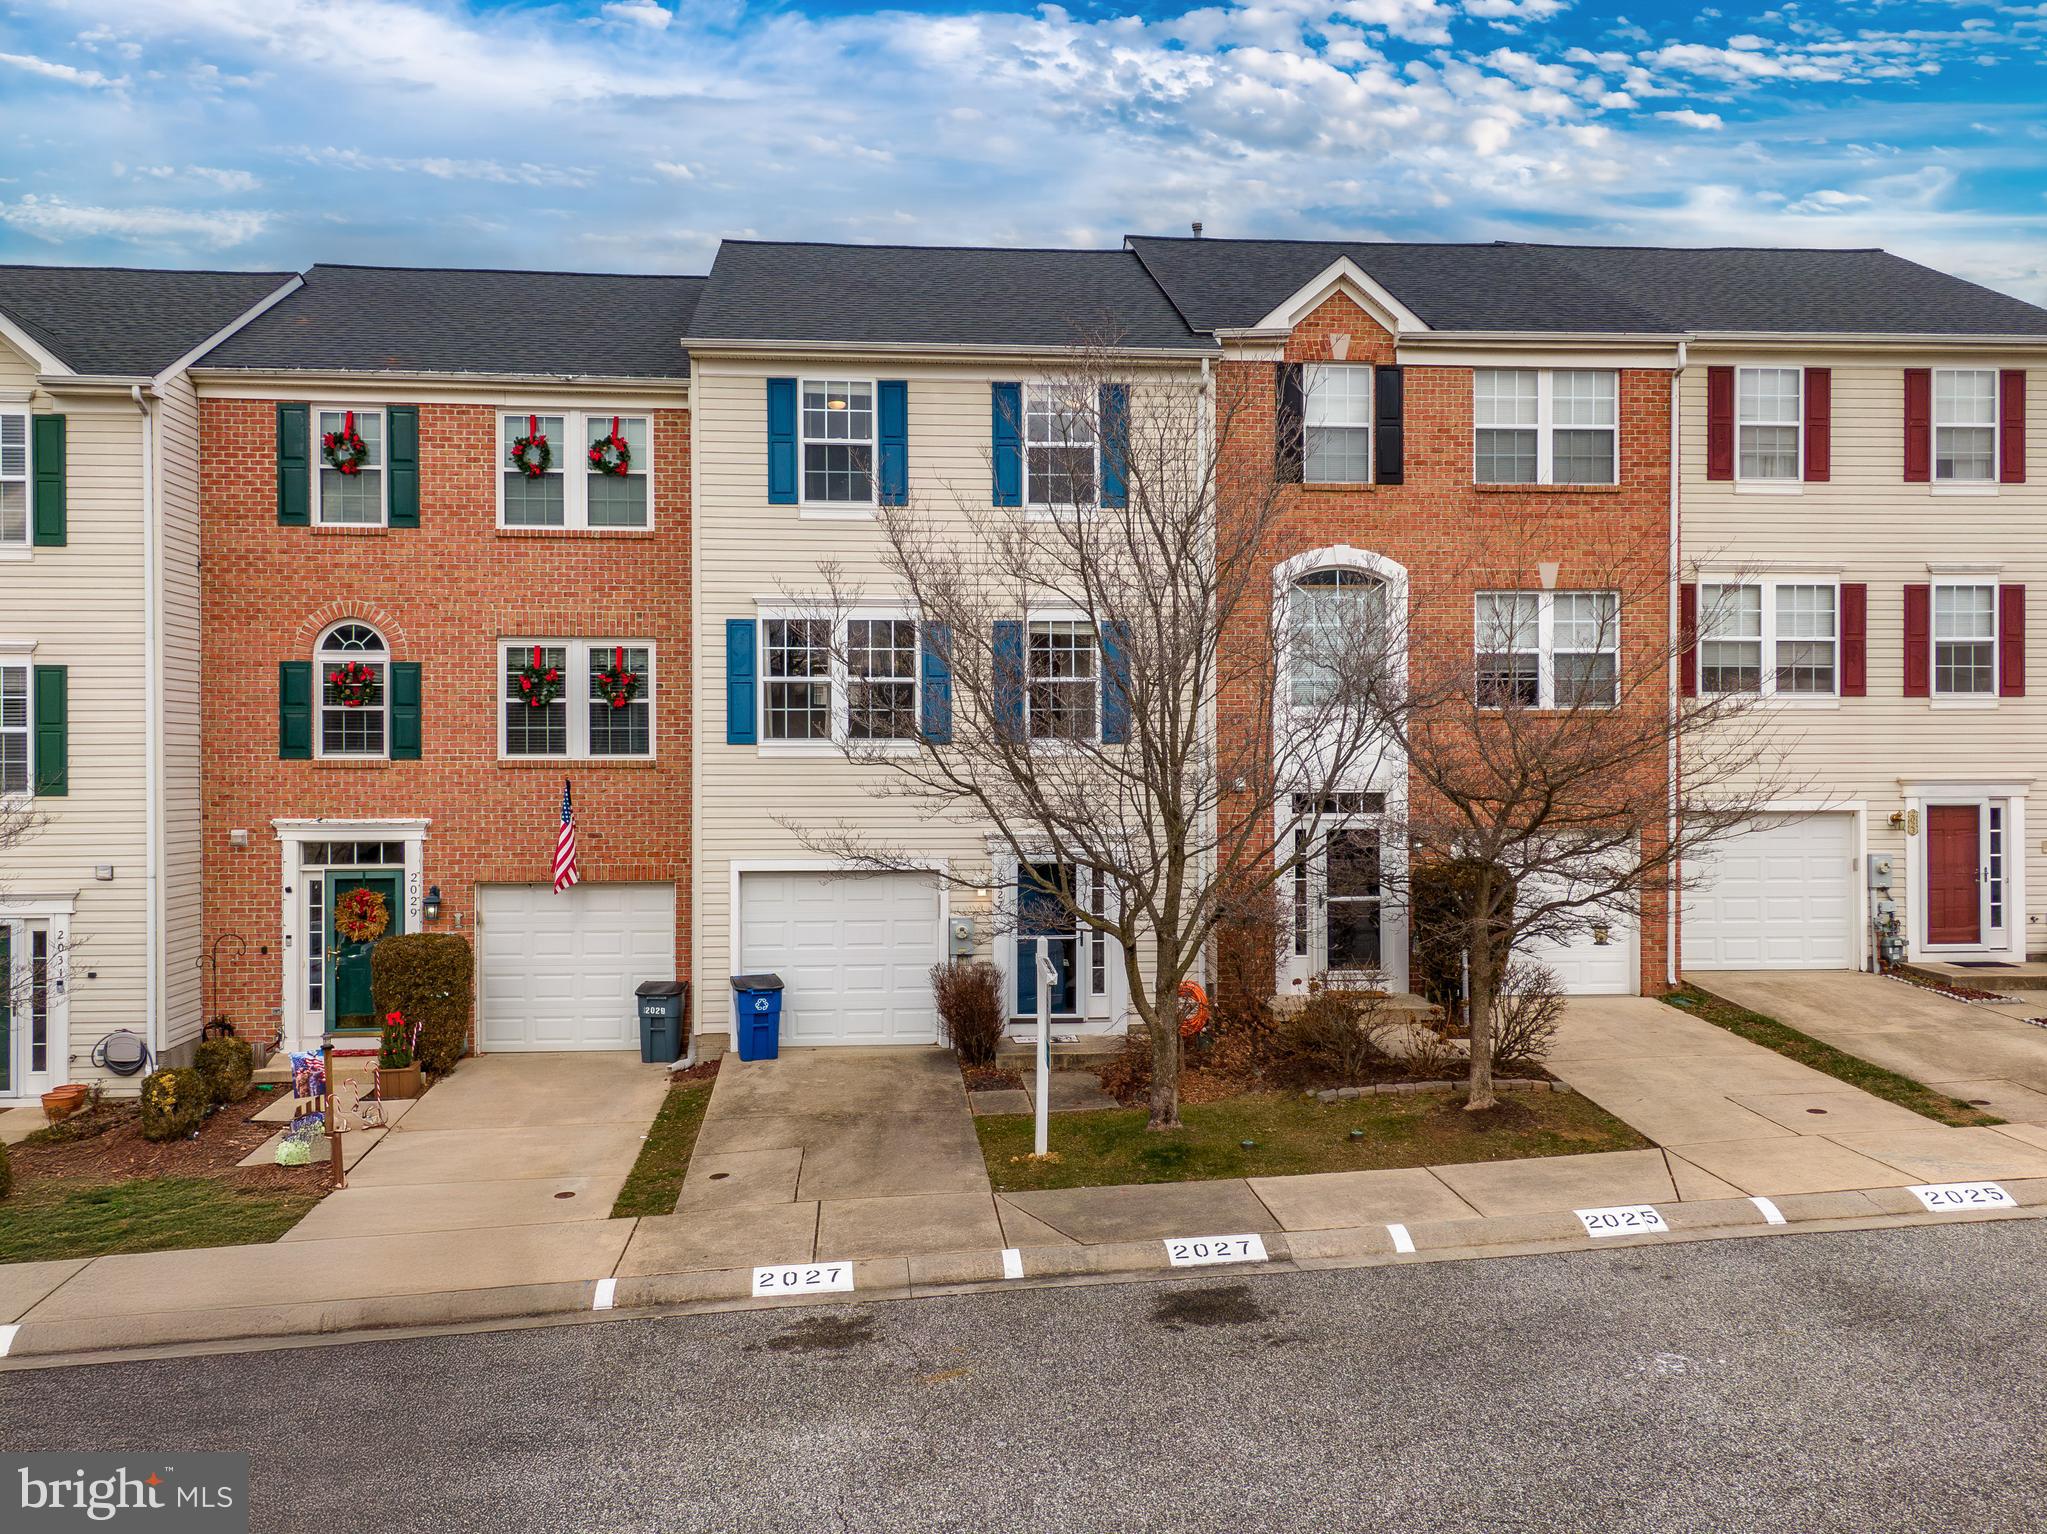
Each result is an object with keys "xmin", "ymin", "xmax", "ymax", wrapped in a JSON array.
[
  {"xmin": 976, "ymin": 1088, "xmax": 1649, "ymax": 1193},
  {"xmin": 1667, "ymin": 985, "xmax": 2003, "ymax": 1128},
  {"xmin": 0, "ymin": 1177, "xmax": 324, "ymax": 1265},
  {"xmin": 610, "ymin": 1080, "xmax": 715, "ymax": 1218}
]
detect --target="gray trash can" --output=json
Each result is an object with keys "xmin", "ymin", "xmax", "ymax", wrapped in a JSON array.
[{"xmin": 636, "ymin": 980, "xmax": 691, "ymax": 1065}]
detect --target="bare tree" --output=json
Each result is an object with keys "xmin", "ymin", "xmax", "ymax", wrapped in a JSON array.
[
  {"xmin": 781, "ymin": 342, "xmax": 1398, "ymax": 1130},
  {"xmin": 0, "ymin": 798, "xmax": 49, "ymax": 1031}
]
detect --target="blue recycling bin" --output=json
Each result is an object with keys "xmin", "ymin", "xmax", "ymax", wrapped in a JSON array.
[{"xmin": 731, "ymin": 973, "xmax": 784, "ymax": 1061}]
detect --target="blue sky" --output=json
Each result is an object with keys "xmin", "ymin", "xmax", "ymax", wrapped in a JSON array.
[{"xmin": 2, "ymin": 0, "xmax": 2044, "ymax": 300}]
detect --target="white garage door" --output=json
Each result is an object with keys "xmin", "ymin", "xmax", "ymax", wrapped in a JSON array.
[
  {"xmin": 1683, "ymin": 814, "xmax": 1857, "ymax": 970},
  {"xmin": 1522, "ymin": 915, "xmax": 1638, "ymax": 995},
  {"xmin": 478, "ymin": 883, "xmax": 675, "ymax": 1050},
  {"xmin": 738, "ymin": 871, "xmax": 941, "ymax": 1044}
]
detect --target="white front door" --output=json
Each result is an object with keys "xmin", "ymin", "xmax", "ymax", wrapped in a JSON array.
[
  {"xmin": 478, "ymin": 882, "xmax": 675, "ymax": 1051},
  {"xmin": 1, "ymin": 922, "xmax": 58, "ymax": 1098},
  {"xmin": 738, "ymin": 870, "xmax": 942, "ymax": 1044},
  {"xmin": 1683, "ymin": 813, "xmax": 1857, "ymax": 970}
]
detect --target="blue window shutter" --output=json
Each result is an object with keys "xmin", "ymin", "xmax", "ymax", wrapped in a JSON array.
[
  {"xmin": 31, "ymin": 665, "xmax": 66, "ymax": 796},
  {"xmin": 31, "ymin": 415, "xmax": 65, "ymax": 546},
  {"xmin": 389, "ymin": 661, "xmax": 422, "ymax": 760},
  {"xmin": 276, "ymin": 403, "xmax": 310, "ymax": 526},
  {"xmin": 766, "ymin": 378, "xmax": 798, "ymax": 506},
  {"xmin": 726, "ymin": 618, "xmax": 758, "ymax": 744},
  {"xmin": 991, "ymin": 383, "xmax": 1022, "ymax": 507},
  {"xmin": 387, "ymin": 405, "xmax": 420, "ymax": 527},
  {"xmin": 1098, "ymin": 384, "xmax": 1129, "ymax": 509},
  {"xmin": 1100, "ymin": 621, "xmax": 1131, "ymax": 744},
  {"xmin": 278, "ymin": 661, "xmax": 313, "ymax": 760},
  {"xmin": 920, "ymin": 621, "xmax": 953, "ymax": 743},
  {"xmin": 992, "ymin": 620, "xmax": 1025, "ymax": 738},
  {"xmin": 878, "ymin": 380, "xmax": 909, "ymax": 507}
]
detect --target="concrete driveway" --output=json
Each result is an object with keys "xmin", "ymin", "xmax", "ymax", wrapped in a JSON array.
[{"xmin": 1693, "ymin": 970, "xmax": 2047, "ymax": 1124}]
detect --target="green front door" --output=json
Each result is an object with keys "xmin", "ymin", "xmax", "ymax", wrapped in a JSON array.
[{"xmin": 327, "ymin": 873, "xmax": 402, "ymax": 1032}]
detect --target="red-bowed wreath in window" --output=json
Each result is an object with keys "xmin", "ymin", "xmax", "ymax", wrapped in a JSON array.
[
  {"xmin": 595, "ymin": 646, "xmax": 641, "ymax": 709},
  {"xmin": 327, "ymin": 660, "xmax": 379, "ymax": 708},
  {"xmin": 321, "ymin": 410, "xmax": 371, "ymax": 475},
  {"xmin": 516, "ymin": 645, "xmax": 563, "ymax": 708},
  {"xmin": 509, "ymin": 414, "xmax": 553, "ymax": 479},
  {"xmin": 589, "ymin": 417, "xmax": 632, "ymax": 477}
]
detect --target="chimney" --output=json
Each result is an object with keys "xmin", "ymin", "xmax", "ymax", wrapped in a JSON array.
[{"xmin": 1191, "ymin": 221, "xmax": 1203, "ymax": 238}]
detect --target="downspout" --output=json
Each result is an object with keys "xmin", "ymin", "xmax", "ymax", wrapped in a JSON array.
[
  {"xmin": 1667, "ymin": 344, "xmax": 1684, "ymax": 989},
  {"xmin": 133, "ymin": 384, "xmax": 162, "ymax": 1060}
]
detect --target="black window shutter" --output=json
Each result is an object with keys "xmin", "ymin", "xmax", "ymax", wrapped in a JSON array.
[
  {"xmin": 1374, "ymin": 366, "xmax": 1404, "ymax": 485},
  {"xmin": 1275, "ymin": 364, "xmax": 1304, "ymax": 484}
]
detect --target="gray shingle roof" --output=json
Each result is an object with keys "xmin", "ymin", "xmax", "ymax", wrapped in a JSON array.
[
  {"xmin": 688, "ymin": 241, "xmax": 1212, "ymax": 352},
  {"xmin": 202, "ymin": 265, "xmax": 706, "ymax": 378},
  {"xmin": 0, "ymin": 265, "xmax": 295, "ymax": 376},
  {"xmin": 1126, "ymin": 237, "xmax": 2047, "ymax": 338}
]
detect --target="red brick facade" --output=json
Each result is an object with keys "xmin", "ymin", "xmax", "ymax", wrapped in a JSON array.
[
  {"xmin": 1218, "ymin": 292, "xmax": 1675, "ymax": 993},
  {"xmin": 199, "ymin": 398, "xmax": 693, "ymax": 1047}
]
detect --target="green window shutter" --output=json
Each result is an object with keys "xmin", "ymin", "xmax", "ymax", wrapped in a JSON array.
[
  {"xmin": 279, "ymin": 661, "xmax": 313, "ymax": 759},
  {"xmin": 387, "ymin": 405, "xmax": 420, "ymax": 527},
  {"xmin": 31, "ymin": 414, "xmax": 65, "ymax": 546},
  {"xmin": 276, "ymin": 403, "xmax": 310, "ymax": 526},
  {"xmin": 31, "ymin": 665, "xmax": 66, "ymax": 796},
  {"xmin": 390, "ymin": 661, "xmax": 422, "ymax": 759}
]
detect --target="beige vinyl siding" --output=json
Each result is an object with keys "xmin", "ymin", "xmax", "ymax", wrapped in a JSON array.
[
  {"xmin": 155, "ymin": 372, "xmax": 205, "ymax": 1050},
  {"xmin": 691, "ymin": 357, "xmax": 1188, "ymax": 1030},
  {"xmin": 0, "ymin": 351, "xmax": 152, "ymax": 1090},
  {"xmin": 0, "ymin": 340, "xmax": 38, "ymax": 391},
  {"xmin": 1682, "ymin": 349, "xmax": 2047, "ymax": 959}
]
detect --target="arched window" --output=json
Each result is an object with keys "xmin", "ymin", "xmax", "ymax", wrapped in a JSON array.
[
  {"xmin": 1288, "ymin": 568, "xmax": 1386, "ymax": 708},
  {"xmin": 317, "ymin": 622, "xmax": 388, "ymax": 758}
]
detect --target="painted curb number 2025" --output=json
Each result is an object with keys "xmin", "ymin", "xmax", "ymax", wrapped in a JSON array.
[
  {"xmin": 1576, "ymin": 1204, "xmax": 1670, "ymax": 1238},
  {"xmin": 1911, "ymin": 1181, "xmax": 2016, "ymax": 1212}
]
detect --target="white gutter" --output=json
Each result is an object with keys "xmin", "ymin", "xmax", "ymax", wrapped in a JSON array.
[
  {"xmin": 1668, "ymin": 341, "xmax": 1685, "ymax": 990},
  {"xmin": 1687, "ymin": 329, "xmax": 2047, "ymax": 347},
  {"xmin": 132, "ymin": 384, "xmax": 162, "ymax": 1062},
  {"xmin": 677, "ymin": 338, "xmax": 1218, "ymax": 361},
  {"xmin": 188, "ymin": 366, "xmax": 693, "ymax": 390}
]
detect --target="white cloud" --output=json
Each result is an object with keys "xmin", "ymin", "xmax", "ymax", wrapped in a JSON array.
[
  {"xmin": 602, "ymin": 1, "xmax": 673, "ymax": 29},
  {"xmin": 1784, "ymin": 187, "xmax": 1872, "ymax": 213},
  {"xmin": 0, "ymin": 50, "xmax": 121, "ymax": 89},
  {"xmin": 651, "ymin": 160, "xmax": 697, "ymax": 180},
  {"xmin": 1657, "ymin": 108, "xmax": 1725, "ymax": 129},
  {"xmin": 0, "ymin": 195, "xmax": 267, "ymax": 248}
]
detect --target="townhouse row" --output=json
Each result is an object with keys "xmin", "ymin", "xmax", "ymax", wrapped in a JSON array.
[{"xmin": 3, "ymin": 234, "xmax": 2044, "ymax": 1097}]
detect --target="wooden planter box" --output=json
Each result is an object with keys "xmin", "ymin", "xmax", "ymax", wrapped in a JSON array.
[{"xmin": 380, "ymin": 1063, "xmax": 424, "ymax": 1100}]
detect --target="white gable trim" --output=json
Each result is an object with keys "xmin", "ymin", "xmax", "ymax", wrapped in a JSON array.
[
  {"xmin": 1245, "ymin": 258, "xmax": 1428, "ymax": 340},
  {"xmin": 0, "ymin": 311, "xmax": 69, "ymax": 376}
]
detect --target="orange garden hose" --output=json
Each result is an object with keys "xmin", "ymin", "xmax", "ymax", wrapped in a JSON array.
[{"xmin": 1178, "ymin": 980, "xmax": 1212, "ymax": 1038}]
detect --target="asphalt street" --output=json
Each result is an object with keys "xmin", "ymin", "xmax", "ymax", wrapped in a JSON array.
[{"xmin": 4, "ymin": 1220, "xmax": 2044, "ymax": 1533}]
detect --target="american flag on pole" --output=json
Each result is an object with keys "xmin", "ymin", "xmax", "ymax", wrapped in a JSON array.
[{"xmin": 553, "ymin": 779, "xmax": 580, "ymax": 892}]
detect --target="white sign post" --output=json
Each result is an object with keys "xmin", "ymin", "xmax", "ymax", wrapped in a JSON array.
[{"xmin": 1034, "ymin": 942, "xmax": 1055, "ymax": 1157}]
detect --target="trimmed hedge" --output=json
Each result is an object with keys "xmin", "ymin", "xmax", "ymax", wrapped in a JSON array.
[
  {"xmin": 371, "ymin": 933, "xmax": 474, "ymax": 1075},
  {"xmin": 0, "ymin": 1140, "xmax": 12, "ymax": 1201},
  {"xmin": 194, "ymin": 1036, "xmax": 255, "ymax": 1105},
  {"xmin": 140, "ymin": 1067, "xmax": 210, "ymax": 1142}
]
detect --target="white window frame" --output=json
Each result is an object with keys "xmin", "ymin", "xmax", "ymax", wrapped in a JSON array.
[
  {"xmin": 1931, "ymin": 581, "xmax": 1998, "ymax": 699},
  {"xmin": 798, "ymin": 378, "xmax": 878, "ymax": 511},
  {"xmin": 313, "ymin": 406, "xmax": 389, "ymax": 528},
  {"xmin": 1473, "ymin": 369, "xmax": 1618, "ymax": 486},
  {"xmin": 754, "ymin": 610, "xmax": 924, "ymax": 753},
  {"xmin": 498, "ymin": 638, "xmax": 657, "ymax": 760},
  {"xmin": 0, "ymin": 408, "xmax": 30, "ymax": 554},
  {"xmin": 1023, "ymin": 382, "xmax": 1102, "ymax": 511},
  {"xmin": 0, "ymin": 656, "xmax": 31, "ymax": 797},
  {"xmin": 1025, "ymin": 614, "xmax": 1101, "ymax": 746},
  {"xmin": 1287, "ymin": 567, "xmax": 1388, "ymax": 711},
  {"xmin": 495, "ymin": 408, "xmax": 655, "ymax": 531},
  {"xmin": 1735, "ymin": 366, "xmax": 1803, "ymax": 484},
  {"xmin": 1696, "ymin": 580, "xmax": 1841, "ymax": 702},
  {"xmin": 1302, "ymin": 363, "xmax": 1372, "ymax": 486},
  {"xmin": 314, "ymin": 622, "xmax": 390, "ymax": 760},
  {"xmin": 1474, "ymin": 590, "xmax": 1620, "ymax": 710},
  {"xmin": 1932, "ymin": 368, "xmax": 1999, "ymax": 486}
]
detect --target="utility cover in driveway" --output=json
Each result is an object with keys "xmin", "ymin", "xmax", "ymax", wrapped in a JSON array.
[
  {"xmin": 479, "ymin": 882, "xmax": 675, "ymax": 1050},
  {"xmin": 738, "ymin": 871, "xmax": 941, "ymax": 1044}
]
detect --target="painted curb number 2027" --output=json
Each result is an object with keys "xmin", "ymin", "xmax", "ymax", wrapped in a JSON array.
[
  {"xmin": 1164, "ymin": 1234, "xmax": 1269, "ymax": 1267},
  {"xmin": 752, "ymin": 1262, "xmax": 853, "ymax": 1296},
  {"xmin": 1910, "ymin": 1181, "xmax": 2016, "ymax": 1212}
]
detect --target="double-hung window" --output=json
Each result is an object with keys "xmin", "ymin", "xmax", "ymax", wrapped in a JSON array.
[
  {"xmin": 759, "ymin": 615, "xmax": 922, "ymax": 746},
  {"xmin": 0, "ymin": 661, "xmax": 28, "ymax": 793},
  {"xmin": 1027, "ymin": 621, "xmax": 1098, "ymax": 741},
  {"xmin": 762, "ymin": 620, "xmax": 833, "ymax": 741},
  {"xmin": 0, "ymin": 411, "xmax": 27, "ymax": 548},
  {"xmin": 1025, "ymin": 386, "xmax": 1098, "ymax": 508},
  {"xmin": 315, "ymin": 408, "xmax": 385, "ymax": 526},
  {"xmin": 1737, "ymin": 368, "xmax": 1802, "ymax": 481},
  {"xmin": 1288, "ymin": 569, "xmax": 1387, "ymax": 708},
  {"xmin": 1698, "ymin": 582, "xmax": 1837, "ymax": 698},
  {"xmin": 500, "ymin": 411, "xmax": 652, "ymax": 529},
  {"xmin": 1474, "ymin": 370, "xmax": 1617, "ymax": 485},
  {"xmin": 846, "ymin": 619, "xmax": 919, "ymax": 742},
  {"xmin": 1933, "ymin": 370, "xmax": 1997, "ymax": 483},
  {"xmin": 1474, "ymin": 591, "xmax": 1618, "ymax": 708},
  {"xmin": 501, "ymin": 639, "xmax": 655, "ymax": 757},
  {"xmin": 801, "ymin": 381, "xmax": 874, "ymax": 505},
  {"xmin": 1303, "ymin": 364, "xmax": 1371, "ymax": 483},
  {"xmin": 1932, "ymin": 583, "xmax": 1996, "ymax": 696},
  {"xmin": 317, "ymin": 623, "xmax": 388, "ymax": 757}
]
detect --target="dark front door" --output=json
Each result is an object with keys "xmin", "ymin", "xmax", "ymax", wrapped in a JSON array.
[
  {"xmin": 1925, "ymin": 805, "xmax": 1981, "ymax": 946},
  {"xmin": 1016, "ymin": 863, "xmax": 1078, "ymax": 1017},
  {"xmin": 328, "ymin": 872, "xmax": 402, "ymax": 1031},
  {"xmin": 1324, "ymin": 829, "xmax": 1383, "ymax": 971}
]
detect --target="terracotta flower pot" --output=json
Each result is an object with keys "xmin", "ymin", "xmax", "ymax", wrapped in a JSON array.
[
  {"xmin": 41, "ymin": 1083, "xmax": 89, "ymax": 1122},
  {"xmin": 380, "ymin": 1063, "xmax": 424, "ymax": 1100}
]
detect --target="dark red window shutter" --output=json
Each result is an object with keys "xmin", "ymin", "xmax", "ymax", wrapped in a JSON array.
[
  {"xmin": 1803, "ymin": 368, "xmax": 1831, "ymax": 482},
  {"xmin": 2000, "ymin": 369, "xmax": 2027, "ymax": 484},
  {"xmin": 1999, "ymin": 584, "xmax": 2026, "ymax": 697},
  {"xmin": 1839, "ymin": 582, "xmax": 1866, "ymax": 697},
  {"xmin": 1705, "ymin": 367, "xmax": 1734, "ymax": 480},
  {"xmin": 1679, "ymin": 582, "xmax": 1699, "ymax": 697},
  {"xmin": 1903, "ymin": 369, "xmax": 1932, "ymax": 483},
  {"xmin": 1903, "ymin": 583, "xmax": 1931, "ymax": 696}
]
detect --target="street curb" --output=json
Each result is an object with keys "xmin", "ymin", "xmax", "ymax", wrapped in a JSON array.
[{"xmin": 5, "ymin": 1182, "xmax": 2045, "ymax": 1368}]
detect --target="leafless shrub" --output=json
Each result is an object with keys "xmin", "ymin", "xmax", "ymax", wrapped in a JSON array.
[
  {"xmin": 1491, "ymin": 961, "xmax": 1565, "ymax": 1073},
  {"xmin": 931, "ymin": 961, "xmax": 1005, "ymax": 1068}
]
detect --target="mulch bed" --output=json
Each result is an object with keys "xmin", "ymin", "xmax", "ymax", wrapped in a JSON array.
[
  {"xmin": 962, "ymin": 1064, "xmax": 1025, "ymax": 1092},
  {"xmin": 671, "ymin": 1057, "xmax": 722, "ymax": 1086},
  {"xmin": 12, "ymin": 1094, "xmax": 325, "ymax": 1194}
]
